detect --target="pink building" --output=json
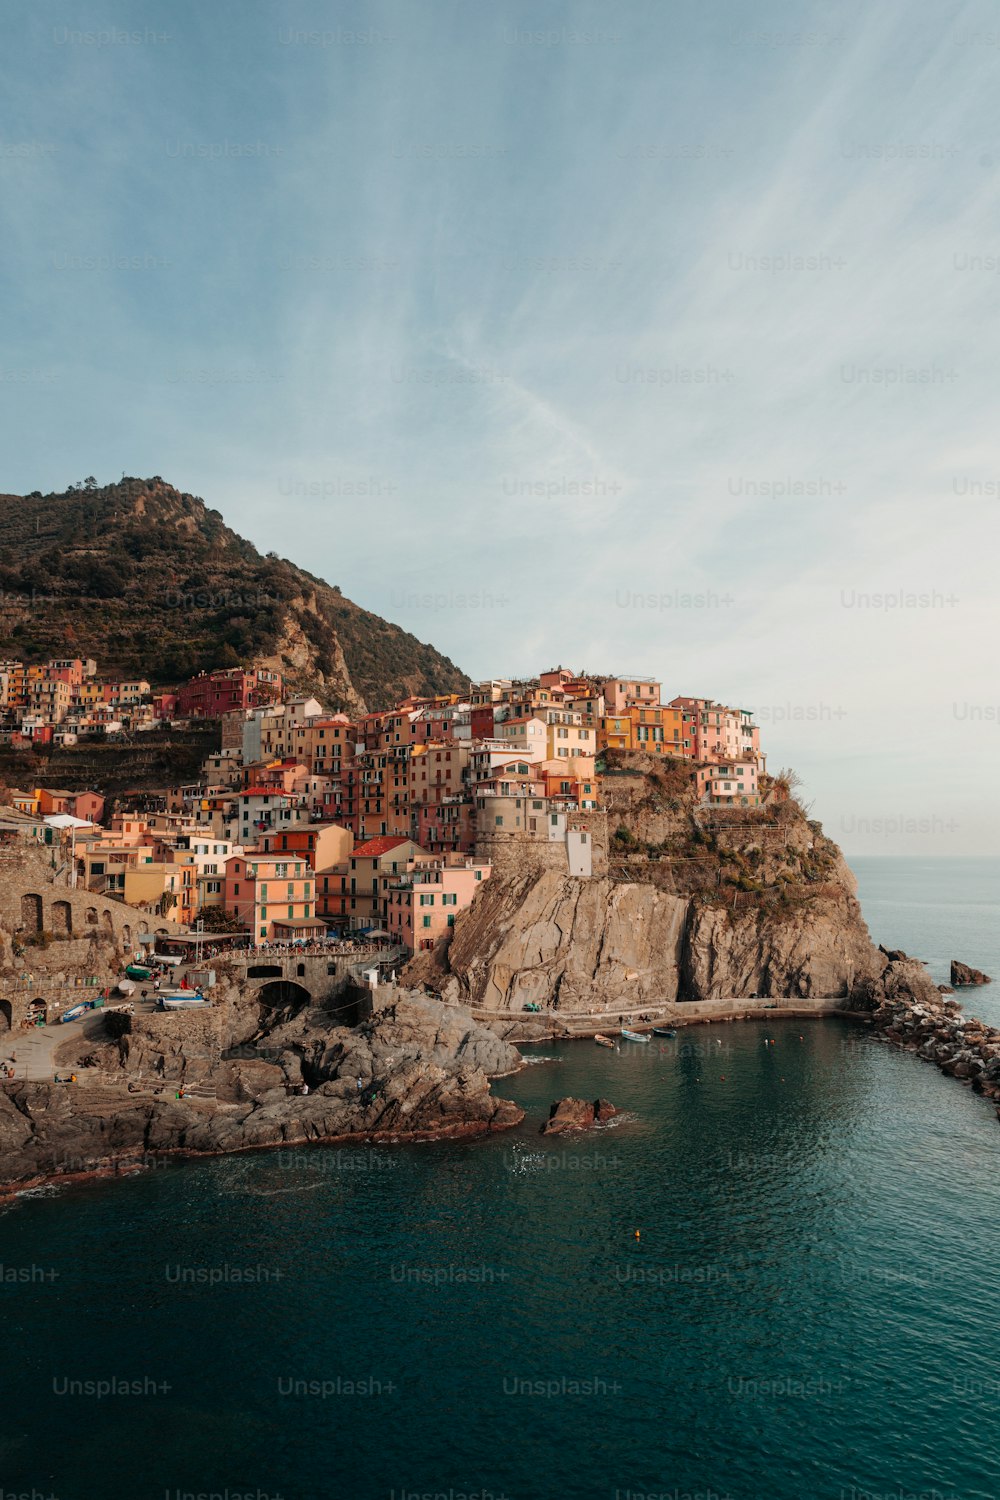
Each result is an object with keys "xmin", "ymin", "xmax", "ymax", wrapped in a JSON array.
[
  {"xmin": 385, "ymin": 855, "xmax": 492, "ymax": 953},
  {"xmin": 223, "ymin": 851, "xmax": 321, "ymax": 941},
  {"xmin": 602, "ymin": 676, "xmax": 661, "ymax": 712},
  {"xmin": 694, "ymin": 761, "xmax": 760, "ymax": 806}
]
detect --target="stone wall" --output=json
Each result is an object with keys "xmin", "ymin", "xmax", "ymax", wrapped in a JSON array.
[
  {"xmin": 0, "ymin": 849, "xmax": 184, "ymax": 1031},
  {"xmin": 474, "ymin": 811, "xmax": 609, "ymax": 882}
]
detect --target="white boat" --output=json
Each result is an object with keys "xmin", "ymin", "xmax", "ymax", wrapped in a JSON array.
[
  {"xmin": 620, "ymin": 1027, "xmax": 650, "ymax": 1043},
  {"xmin": 115, "ymin": 979, "xmax": 136, "ymax": 997},
  {"xmin": 161, "ymin": 992, "xmax": 209, "ymax": 1009}
]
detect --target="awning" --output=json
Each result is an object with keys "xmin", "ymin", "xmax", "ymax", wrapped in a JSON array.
[{"xmin": 272, "ymin": 917, "xmax": 326, "ymax": 931}]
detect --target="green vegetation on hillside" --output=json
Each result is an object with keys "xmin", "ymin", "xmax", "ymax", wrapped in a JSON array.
[{"xmin": 0, "ymin": 477, "xmax": 467, "ymax": 708}]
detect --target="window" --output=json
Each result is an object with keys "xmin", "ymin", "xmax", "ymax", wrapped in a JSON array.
[
  {"xmin": 288, "ymin": 906, "xmax": 294, "ymax": 919},
  {"xmin": 447, "ymin": 915, "xmax": 456, "ymax": 927},
  {"xmin": 419, "ymin": 894, "xmax": 434, "ymax": 906},
  {"xmin": 422, "ymin": 915, "xmax": 432, "ymax": 928},
  {"xmin": 442, "ymin": 893, "xmax": 457, "ymax": 906}
]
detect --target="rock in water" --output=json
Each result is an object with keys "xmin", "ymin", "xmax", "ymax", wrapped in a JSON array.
[
  {"xmin": 541, "ymin": 1097, "xmax": 617, "ymax": 1134},
  {"xmin": 951, "ymin": 960, "xmax": 993, "ymax": 987}
]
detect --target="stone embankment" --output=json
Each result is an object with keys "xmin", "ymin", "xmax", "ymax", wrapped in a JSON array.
[{"xmin": 869, "ymin": 972, "xmax": 1000, "ymax": 1116}]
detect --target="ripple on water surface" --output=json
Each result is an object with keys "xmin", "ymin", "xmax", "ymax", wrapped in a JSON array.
[{"xmin": 1, "ymin": 1017, "xmax": 1000, "ymax": 1499}]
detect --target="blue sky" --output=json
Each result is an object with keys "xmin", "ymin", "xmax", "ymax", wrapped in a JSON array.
[{"xmin": 2, "ymin": 0, "xmax": 998, "ymax": 854}]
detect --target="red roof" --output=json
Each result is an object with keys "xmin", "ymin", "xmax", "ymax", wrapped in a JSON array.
[{"xmin": 352, "ymin": 835, "xmax": 411, "ymax": 857}]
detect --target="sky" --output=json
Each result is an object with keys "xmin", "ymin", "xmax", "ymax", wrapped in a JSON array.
[{"xmin": 1, "ymin": 0, "xmax": 998, "ymax": 855}]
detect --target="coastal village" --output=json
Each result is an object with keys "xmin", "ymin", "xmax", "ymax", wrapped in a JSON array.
[{"xmin": 0, "ymin": 658, "xmax": 771, "ymax": 958}]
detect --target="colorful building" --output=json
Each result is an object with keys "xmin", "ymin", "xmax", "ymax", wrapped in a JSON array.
[
  {"xmin": 223, "ymin": 851, "xmax": 319, "ymax": 941},
  {"xmin": 385, "ymin": 855, "xmax": 492, "ymax": 953}
]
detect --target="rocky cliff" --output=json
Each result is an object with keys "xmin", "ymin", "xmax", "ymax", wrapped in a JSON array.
[{"xmin": 406, "ymin": 791, "xmax": 908, "ymax": 1013}]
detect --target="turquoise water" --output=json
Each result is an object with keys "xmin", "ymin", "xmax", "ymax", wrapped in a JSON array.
[{"xmin": 2, "ymin": 860, "xmax": 1000, "ymax": 1500}]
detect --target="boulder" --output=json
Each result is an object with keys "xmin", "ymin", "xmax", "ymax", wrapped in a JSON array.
[
  {"xmin": 540, "ymin": 1097, "xmax": 618, "ymax": 1135},
  {"xmin": 951, "ymin": 960, "xmax": 993, "ymax": 987}
]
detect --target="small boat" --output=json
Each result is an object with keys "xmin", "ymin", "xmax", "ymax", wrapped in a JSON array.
[
  {"xmin": 620, "ymin": 1027, "xmax": 650, "ymax": 1043},
  {"xmin": 61, "ymin": 1002, "xmax": 91, "ymax": 1023},
  {"xmin": 594, "ymin": 1033, "xmax": 615, "ymax": 1048},
  {"xmin": 115, "ymin": 980, "xmax": 136, "ymax": 997},
  {"xmin": 653, "ymin": 1027, "xmax": 677, "ymax": 1038},
  {"xmin": 125, "ymin": 964, "xmax": 152, "ymax": 981},
  {"xmin": 161, "ymin": 992, "xmax": 209, "ymax": 1009}
]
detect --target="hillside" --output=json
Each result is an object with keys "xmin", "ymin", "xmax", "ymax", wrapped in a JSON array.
[{"xmin": 0, "ymin": 477, "xmax": 467, "ymax": 711}]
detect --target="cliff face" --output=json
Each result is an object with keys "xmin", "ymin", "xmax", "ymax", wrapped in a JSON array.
[
  {"xmin": 408, "ymin": 799, "xmax": 904, "ymax": 1013},
  {"xmin": 433, "ymin": 871, "xmax": 688, "ymax": 1011}
]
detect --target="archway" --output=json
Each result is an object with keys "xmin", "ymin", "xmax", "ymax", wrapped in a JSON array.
[
  {"xmin": 255, "ymin": 979, "xmax": 311, "ymax": 1025},
  {"xmin": 85, "ymin": 907, "xmax": 98, "ymax": 925},
  {"xmin": 247, "ymin": 964, "xmax": 283, "ymax": 979},
  {"xmin": 20, "ymin": 894, "xmax": 42, "ymax": 933},
  {"xmin": 0, "ymin": 1000, "xmax": 12, "ymax": 1032},
  {"xmin": 51, "ymin": 900, "xmax": 72, "ymax": 935},
  {"xmin": 101, "ymin": 911, "xmax": 114, "ymax": 935}
]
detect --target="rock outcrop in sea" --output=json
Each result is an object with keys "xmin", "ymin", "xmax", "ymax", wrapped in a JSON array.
[
  {"xmin": 540, "ymin": 1097, "xmax": 617, "ymax": 1134},
  {"xmin": 951, "ymin": 959, "xmax": 993, "ymax": 987}
]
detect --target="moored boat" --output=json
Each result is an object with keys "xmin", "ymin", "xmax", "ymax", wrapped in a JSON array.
[
  {"xmin": 125, "ymin": 964, "xmax": 152, "ymax": 981},
  {"xmin": 652, "ymin": 1027, "xmax": 677, "ymax": 1038},
  {"xmin": 61, "ymin": 1002, "xmax": 91, "ymax": 1023},
  {"xmin": 620, "ymin": 1027, "xmax": 650, "ymax": 1043},
  {"xmin": 161, "ymin": 992, "xmax": 209, "ymax": 1009},
  {"xmin": 594, "ymin": 1033, "xmax": 615, "ymax": 1048}
]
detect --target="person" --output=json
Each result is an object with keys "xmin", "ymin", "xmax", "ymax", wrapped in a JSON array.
[
  {"xmin": 357, "ymin": 1076, "xmax": 363, "ymax": 1090},
  {"xmin": 302, "ymin": 1082, "xmax": 310, "ymax": 1096}
]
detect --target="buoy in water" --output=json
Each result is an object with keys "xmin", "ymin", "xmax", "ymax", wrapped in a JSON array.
[{"xmin": 633, "ymin": 1229, "xmax": 641, "ymax": 1240}]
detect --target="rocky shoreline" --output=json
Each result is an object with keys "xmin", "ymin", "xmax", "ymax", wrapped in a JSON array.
[
  {"xmin": 0, "ymin": 990, "xmax": 525, "ymax": 1199},
  {"xmin": 869, "ymin": 972, "xmax": 1000, "ymax": 1115}
]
